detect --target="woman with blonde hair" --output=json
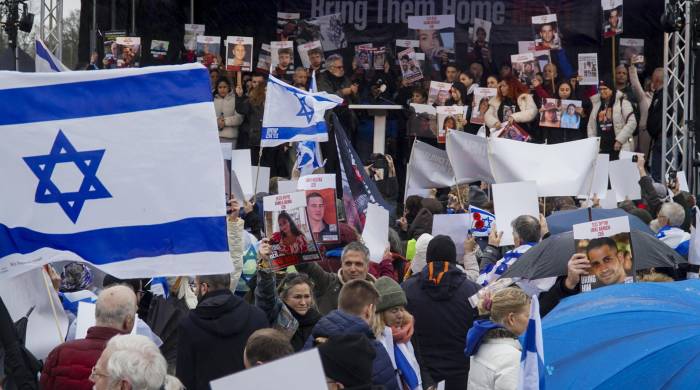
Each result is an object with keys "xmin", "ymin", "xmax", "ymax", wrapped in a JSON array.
[{"xmin": 465, "ymin": 287, "xmax": 531, "ymax": 389}]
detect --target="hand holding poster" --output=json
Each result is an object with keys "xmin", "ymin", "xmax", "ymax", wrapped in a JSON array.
[
  {"xmin": 257, "ymin": 43, "xmax": 272, "ymax": 72},
  {"xmin": 559, "ymin": 99, "xmax": 584, "ymax": 129},
  {"xmin": 428, "ymin": 81, "xmax": 452, "ymax": 105},
  {"xmin": 263, "ymin": 192, "xmax": 321, "ymax": 270},
  {"xmin": 398, "ymin": 48, "xmax": 423, "ymax": 83},
  {"xmin": 277, "ymin": 12, "xmax": 300, "ymax": 40},
  {"xmin": 436, "ymin": 105, "xmax": 467, "ymax": 143},
  {"xmin": 225, "ymin": 36, "xmax": 253, "ymax": 72},
  {"xmin": 539, "ymin": 98, "xmax": 561, "ymax": 128},
  {"xmin": 619, "ymin": 38, "xmax": 644, "ymax": 71},
  {"xmin": 408, "ymin": 103, "xmax": 437, "ymax": 138},
  {"xmin": 298, "ymin": 41, "xmax": 324, "ymax": 69},
  {"xmin": 102, "ymin": 31, "xmax": 125, "ymax": 69},
  {"xmin": 297, "ymin": 174, "xmax": 339, "ymax": 243},
  {"xmin": 495, "ymin": 122, "xmax": 530, "ymax": 142},
  {"xmin": 573, "ymin": 216, "xmax": 633, "ymax": 292},
  {"xmin": 196, "ymin": 35, "xmax": 220, "ymax": 69},
  {"xmin": 532, "ymin": 14, "xmax": 561, "ymax": 50},
  {"xmin": 271, "ymin": 41, "xmax": 295, "ymax": 70},
  {"xmin": 184, "ymin": 24, "xmax": 205, "ymax": 53},
  {"xmin": 116, "ymin": 37, "xmax": 141, "ymax": 68},
  {"xmin": 408, "ymin": 15, "xmax": 456, "ymax": 69},
  {"xmin": 602, "ymin": 0, "xmax": 624, "ymax": 38},
  {"xmin": 470, "ymin": 87, "xmax": 496, "ymax": 125},
  {"xmin": 578, "ymin": 53, "xmax": 599, "ymax": 85},
  {"xmin": 511, "ymin": 53, "xmax": 539, "ymax": 85},
  {"xmin": 150, "ymin": 40, "xmax": 169, "ymax": 60}
]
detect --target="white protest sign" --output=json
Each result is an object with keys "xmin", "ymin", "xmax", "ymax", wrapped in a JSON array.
[
  {"xmin": 689, "ymin": 210, "xmax": 700, "ymax": 266},
  {"xmin": 492, "ymin": 181, "xmax": 539, "ymax": 247},
  {"xmin": 362, "ymin": 203, "xmax": 389, "ymax": 263},
  {"xmin": 220, "ymin": 143, "xmax": 232, "ymax": 160},
  {"xmin": 600, "ymin": 189, "xmax": 619, "ymax": 209},
  {"xmin": 0, "ymin": 268, "xmax": 68, "ymax": 359},
  {"xmin": 578, "ymin": 154, "xmax": 610, "ymax": 199},
  {"xmin": 232, "ymin": 149, "xmax": 253, "ymax": 198},
  {"xmin": 230, "ymin": 169, "xmax": 246, "ymax": 203},
  {"xmin": 432, "ymin": 214, "xmax": 472, "ymax": 260},
  {"xmin": 211, "ymin": 349, "xmax": 326, "ymax": 390},
  {"xmin": 277, "ymin": 179, "xmax": 299, "ymax": 194},
  {"xmin": 251, "ymin": 166, "xmax": 271, "ymax": 195},
  {"xmin": 609, "ymin": 159, "xmax": 641, "ymax": 202},
  {"xmin": 677, "ymin": 171, "xmax": 690, "ymax": 192}
]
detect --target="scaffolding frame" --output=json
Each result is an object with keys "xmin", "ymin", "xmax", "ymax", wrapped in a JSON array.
[{"xmin": 39, "ymin": 0, "xmax": 63, "ymax": 59}]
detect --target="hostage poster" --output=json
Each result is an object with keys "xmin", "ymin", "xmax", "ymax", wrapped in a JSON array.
[{"xmin": 297, "ymin": 174, "xmax": 340, "ymax": 243}]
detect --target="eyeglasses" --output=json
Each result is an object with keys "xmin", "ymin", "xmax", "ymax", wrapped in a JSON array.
[
  {"xmin": 90, "ymin": 366, "xmax": 109, "ymax": 381},
  {"xmin": 331, "ymin": 65, "xmax": 344, "ymax": 69}
]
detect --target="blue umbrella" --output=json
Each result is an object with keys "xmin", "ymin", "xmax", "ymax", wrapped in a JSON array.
[
  {"xmin": 543, "ymin": 280, "xmax": 700, "ymax": 389},
  {"xmin": 547, "ymin": 208, "xmax": 653, "ymax": 235}
]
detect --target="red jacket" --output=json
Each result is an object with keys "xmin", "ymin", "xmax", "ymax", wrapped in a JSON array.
[{"xmin": 40, "ymin": 326, "xmax": 126, "ymax": 390}]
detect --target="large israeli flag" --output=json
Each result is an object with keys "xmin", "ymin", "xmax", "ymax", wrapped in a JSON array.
[
  {"xmin": 261, "ymin": 74, "xmax": 343, "ymax": 147},
  {"xmin": 35, "ymin": 38, "xmax": 70, "ymax": 72},
  {"xmin": 0, "ymin": 63, "xmax": 232, "ymax": 280}
]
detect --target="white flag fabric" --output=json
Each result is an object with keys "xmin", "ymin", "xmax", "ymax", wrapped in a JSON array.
[
  {"xmin": 407, "ymin": 140, "xmax": 456, "ymax": 190},
  {"xmin": 35, "ymin": 38, "xmax": 70, "ymax": 72},
  {"xmin": 488, "ymin": 137, "xmax": 599, "ymax": 197},
  {"xmin": 517, "ymin": 294, "xmax": 545, "ymax": 390},
  {"xmin": 0, "ymin": 63, "xmax": 232, "ymax": 280},
  {"xmin": 445, "ymin": 130, "xmax": 494, "ymax": 184},
  {"xmin": 261, "ymin": 75, "xmax": 343, "ymax": 147},
  {"xmin": 689, "ymin": 208, "xmax": 700, "ymax": 266}
]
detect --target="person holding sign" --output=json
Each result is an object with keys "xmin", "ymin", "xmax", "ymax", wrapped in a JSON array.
[
  {"xmin": 484, "ymin": 78, "xmax": 538, "ymax": 136},
  {"xmin": 271, "ymin": 211, "xmax": 309, "ymax": 255},
  {"xmin": 214, "ymin": 78, "xmax": 244, "ymax": 146}
]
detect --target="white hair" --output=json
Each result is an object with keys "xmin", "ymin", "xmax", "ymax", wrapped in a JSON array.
[
  {"xmin": 105, "ymin": 334, "xmax": 168, "ymax": 390},
  {"xmin": 659, "ymin": 202, "xmax": 686, "ymax": 227}
]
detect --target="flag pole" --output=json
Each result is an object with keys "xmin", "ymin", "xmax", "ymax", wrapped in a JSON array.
[
  {"xmin": 41, "ymin": 266, "xmax": 64, "ymax": 344},
  {"xmin": 611, "ymin": 36, "xmax": 616, "ymax": 85},
  {"xmin": 253, "ymin": 147, "xmax": 263, "ymax": 197}
]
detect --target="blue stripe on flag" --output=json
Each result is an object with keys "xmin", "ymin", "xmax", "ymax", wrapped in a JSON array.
[
  {"xmin": 0, "ymin": 216, "xmax": 228, "ymax": 264},
  {"xmin": 0, "ymin": 68, "xmax": 213, "ymax": 126},
  {"xmin": 35, "ymin": 40, "xmax": 61, "ymax": 72},
  {"xmin": 262, "ymin": 122, "xmax": 328, "ymax": 140}
]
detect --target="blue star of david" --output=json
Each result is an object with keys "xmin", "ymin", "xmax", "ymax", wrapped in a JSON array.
[
  {"xmin": 23, "ymin": 130, "xmax": 112, "ymax": 223},
  {"xmin": 292, "ymin": 91, "xmax": 314, "ymax": 123}
]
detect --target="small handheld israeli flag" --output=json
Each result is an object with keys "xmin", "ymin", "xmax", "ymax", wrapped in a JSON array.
[
  {"xmin": 35, "ymin": 38, "xmax": 70, "ymax": 72},
  {"xmin": 261, "ymin": 74, "xmax": 343, "ymax": 147},
  {"xmin": 518, "ymin": 295, "xmax": 545, "ymax": 390},
  {"xmin": 469, "ymin": 205, "xmax": 495, "ymax": 237},
  {"xmin": 296, "ymin": 141, "xmax": 324, "ymax": 176}
]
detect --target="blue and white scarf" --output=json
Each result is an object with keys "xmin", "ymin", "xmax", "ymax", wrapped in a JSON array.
[
  {"xmin": 656, "ymin": 226, "xmax": 690, "ymax": 257},
  {"xmin": 477, "ymin": 243, "xmax": 535, "ymax": 287}
]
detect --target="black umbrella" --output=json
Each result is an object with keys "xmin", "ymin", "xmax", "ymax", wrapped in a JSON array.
[{"xmin": 501, "ymin": 230, "xmax": 687, "ymax": 280}]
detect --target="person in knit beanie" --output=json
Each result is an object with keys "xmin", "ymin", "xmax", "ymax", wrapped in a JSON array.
[
  {"xmin": 318, "ymin": 334, "xmax": 377, "ymax": 390},
  {"xmin": 425, "ymin": 235, "xmax": 457, "ymax": 263},
  {"xmin": 372, "ymin": 277, "xmax": 432, "ymax": 390}
]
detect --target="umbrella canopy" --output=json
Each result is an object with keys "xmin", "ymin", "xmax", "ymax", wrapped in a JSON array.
[
  {"xmin": 501, "ymin": 230, "xmax": 686, "ymax": 280},
  {"xmin": 547, "ymin": 208, "xmax": 653, "ymax": 235},
  {"xmin": 543, "ymin": 280, "xmax": 700, "ymax": 389}
]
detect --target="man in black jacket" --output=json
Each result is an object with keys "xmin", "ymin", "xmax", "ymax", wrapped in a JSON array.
[
  {"xmin": 176, "ymin": 273, "xmax": 268, "ymax": 389},
  {"xmin": 402, "ymin": 235, "xmax": 481, "ymax": 390}
]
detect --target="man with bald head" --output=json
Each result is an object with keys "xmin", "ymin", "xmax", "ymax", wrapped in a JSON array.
[{"xmin": 41, "ymin": 285, "xmax": 137, "ymax": 390}]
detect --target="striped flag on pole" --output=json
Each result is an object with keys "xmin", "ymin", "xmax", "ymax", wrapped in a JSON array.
[
  {"xmin": 35, "ymin": 38, "xmax": 70, "ymax": 72},
  {"xmin": 518, "ymin": 294, "xmax": 545, "ymax": 390}
]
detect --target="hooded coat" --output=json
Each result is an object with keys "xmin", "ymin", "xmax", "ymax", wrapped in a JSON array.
[
  {"xmin": 303, "ymin": 310, "xmax": 400, "ymax": 390},
  {"xmin": 176, "ymin": 289, "xmax": 268, "ymax": 390},
  {"xmin": 402, "ymin": 261, "xmax": 481, "ymax": 383}
]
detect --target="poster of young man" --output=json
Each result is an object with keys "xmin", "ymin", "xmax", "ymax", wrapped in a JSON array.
[
  {"xmin": 116, "ymin": 37, "xmax": 141, "ymax": 68},
  {"xmin": 407, "ymin": 14, "xmax": 456, "ymax": 71},
  {"xmin": 436, "ymin": 105, "xmax": 466, "ymax": 144},
  {"xmin": 428, "ymin": 81, "xmax": 452, "ymax": 106},
  {"xmin": 298, "ymin": 41, "xmax": 324, "ymax": 70},
  {"xmin": 257, "ymin": 43, "xmax": 272, "ymax": 73},
  {"xmin": 518, "ymin": 41, "xmax": 550, "ymax": 73},
  {"xmin": 183, "ymin": 24, "xmax": 204, "ymax": 63},
  {"xmin": 470, "ymin": 18, "xmax": 492, "ymax": 56},
  {"xmin": 271, "ymin": 41, "xmax": 295, "ymax": 77},
  {"xmin": 559, "ymin": 99, "xmax": 584, "ymax": 129},
  {"xmin": 263, "ymin": 192, "xmax": 321, "ymax": 270},
  {"xmin": 573, "ymin": 216, "xmax": 634, "ymax": 292},
  {"xmin": 408, "ymin": 103, "xmax": 437, "ymax": 138},
  {"xmin": 602, "ymin": 0, "xmax": 624, "ymax": 38},
  {"xmin": 354, "ymin": 44, "xmax": 373, "ymax": 70},
  {"xmin": 398, "ymin": 48, "xmax": 423, "ymax": 83},
  {"xmin": 150, "ymin": 40, "xmax": 169, "ymax": 60},
  {"xmin": 373, "ymin": 47, "xmax": 386, "ymax": 70},
  {"xmin": 277, "ymin": 12, "xmax": 300, "ymax": 40},
  {"xmin": 470, "ymin": 87, "xmax": 497, "ymax": 125},
  {"xmin": 196, "ymin": 35, "xmax": 220, "ymax": 69},
  {"xmin": 532, "ymin": 14, "xmax": 561, "ymax": 50},
  {"xmin": 511, "ymin": 53, "xmax": 540, "ymax": 85},
  {"xmin": 619, "ymin": 38, "xmax": 644, "ymax": 71},
  {"xmin": 297, "ymin": 174, "xmax": 339, "ymax": 243},
  {"xmin": 225, "ymin": 36, "xmax": 253, "ymax": 72},
  {"xmin": 102, "ymin": 31, "xmax": 125, "ymax": 69},
  {"xmin": 578, "ymin": 53, "xmax": 599, "ymax": 85}
]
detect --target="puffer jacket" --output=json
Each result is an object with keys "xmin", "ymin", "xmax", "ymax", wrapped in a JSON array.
[
  {"xmin": 213, "ymin": 93, "xmax": 244, "ymax": 141},
  {"xmin": 40, "ymin": 326, "xmax": 126, "ymax": 390},
  {"xmin": 484, "ymin": 93, "xmax": 538, "ymax": 130},
  {"xmin": 587, "ymin": 91, "xmax": 637, "ymax": 151},
  {"xmin": 467, "ymin": 337, "xmax": 522, "ymax": 390},
  {"xmin": 303, "ymin": 310, "xmax": 400, "ymax": 390}
]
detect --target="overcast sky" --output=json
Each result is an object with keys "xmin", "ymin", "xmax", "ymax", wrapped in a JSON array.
[{"xmin": 28, "ymin": 0, "xmax": 80, "ymax": 19}]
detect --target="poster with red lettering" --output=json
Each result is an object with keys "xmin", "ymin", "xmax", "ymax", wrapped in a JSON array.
[
  {"xmin": 573, "ymin": 216, "xmax": 634, "ymax": 292},
  {"xmin": 263, "ymin": 192, "xmax": 321, "ymax": 270},
  {"xmin": 297, "ymin": 174, "xmax": 339, "ymax": 244}
]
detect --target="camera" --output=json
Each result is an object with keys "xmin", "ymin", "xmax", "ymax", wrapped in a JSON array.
[{"xmin": 632, "ymin": 155, "xmax": 638, "ymax": 163}]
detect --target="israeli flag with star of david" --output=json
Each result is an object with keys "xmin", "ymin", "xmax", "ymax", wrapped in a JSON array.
[
  {"xmin": 0, "ymin": 63, "xmax": 233, "ymax": 280},
  {"xmin": 260, "ymin": 74, "xmax": 343, "ymax": 147}
]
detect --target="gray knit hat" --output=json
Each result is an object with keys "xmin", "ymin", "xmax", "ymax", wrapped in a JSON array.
[{"xmin": 375, "ymin": 276, "xmax": 407, "ymax": 312}]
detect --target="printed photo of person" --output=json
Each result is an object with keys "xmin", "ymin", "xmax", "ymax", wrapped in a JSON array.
[
  {"xmin": 305, "ymin": 191, "xmax": 338, "ymax": 242},
  {"xmin": 307, "ymin": 47, "xmax": 324, "ymax": 71},
  {"xmin": 539, "ymin": 99, "xmax": 561, "ymax": 128},
  {"xmin": 560, "ymin": 100, "xmax": 583, "ymax": 129},
  {"xmin": 603, "ymin": 5, "xmax": 623, "ymax": 38},
  {"xmin": 271, "ymin": 211, "xmax": 309, "ymax": 255},
  {"xmin": 532, "ymin": 14, "xmax": 561, "ymax": 50}
]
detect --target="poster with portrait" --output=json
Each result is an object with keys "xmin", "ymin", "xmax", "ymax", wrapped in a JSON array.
[
  {"xmin": 373, "ymin": 47, "xmax": 386, "ymax": 70},
  {"xmin": 539, "ymin": 98, "xmax": 561, "ymax": 128},
  {"xmin": 532, "ymin": 14, "xmax": 561, "ymax": 50},
  {"xmin": 116, "ymin": 37, "xmax": 141, "ymax": 68},
  {"xmin": 277, "ymin": 12, "xmax": 300, "ymax": 40},
  {"xmin": 196, "ymin": 35, "xmax": 220, "ymax": 69},
  {"xmin": 602, "ymin": 0, "xmax": 624, "ymax": 38},
  {"xmin": 619, "ymin": 38, "xmax": 644, "ymax": 71},
  {"xmin": 354, "ymin": 44, "xmax": 373, "ymax": 70},
  {"xmin": 271, "ymin": 41, "xmax": 295, "ymax": 70},
  {"xmin": 436, "ymin": 105, "xmax": 467, "ymax": 144},
  {"xmin": 428, "ymin": 81, "xmax": 452, "ymax": 106},
  {"xmin": 398, "ymin": 48, "xmax": 423, "ymax": 83},
  {"xmin": 469, "ymin": 18, "xmax": 492, "ymax": 56},
  {"xmin": 310, "ymin": 13, "xmax": 347, "ymax": 52},
  {"xmin": 511, "ymin": 53, "xmax": 540, "ymax": 85},
  {"xmin": 578, "ymin": 53, "xmax": 599, "ymax": 85},
  {"xmin": 408, "ymin": 14, "xmax": 456, "ymax": 71},
  {"xmin": 150, "ymin": 40, "xmax": 169, "ymax": 60},
  {"xmin": 225, "ymin": 36, "xmax": 253, "ymax": 72},
  {"xmin": 518, "ymin": 41, "xmax": 550, "ymax": 73},
  {"xmin": 263, "ymin": 192, "xmax": 321, "ymax": 270},
  {"xmin": 298, "ymin": 40, "xmax": 324, "ymax": 69},
  {"xmin": 257, "ymin": 43, "xmax": 272, "ymax": 73},
  {"xmin": 102, "ymin": 31, "xmax": 126, "ymax": 69},
  {"xmin": 183, "ymin": 24, "xmax": 204, "ymax": 62},
  {"xmin": 408, "ymin": 104, "xmax": 437, "ymax": 138},
  {"xmin": 559, "ymin": 99, "xmax": 584, "ymax": 129},
  {"xmin": 470, "ymin": 87, "xmax": 497, "ymax": 125},
  {"xmin": 297, "ymin": 174, "xmax": 339, "ymax": 243},
  {"xmin": 496, "ymin": 122, "xmax": 530, "ymax": 142},
  {"xmin": 573, "ymin": 216, "xmax": 634, "ymax": 292}
]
